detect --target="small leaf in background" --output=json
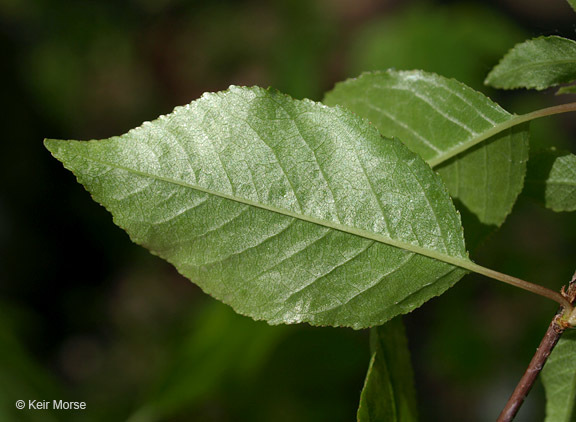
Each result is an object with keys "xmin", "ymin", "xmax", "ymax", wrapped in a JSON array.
[
  {"xmin": 323, "ymin": 70, "xmax": 529, "ymax": 227},
  {"xmin": 569, "ymin": 0, "xmax": 576, "ymax": 13},
  {"xmin": 485, "ymin": 36, "xmax": 576, "ymax": 91},
  {"xmin": 45, "ymin": 86, "xmax": 469, "ymax": 329},
  {"xmin": 526, "ymin": 149, "xmax": 576, "ymax": 212},
  {"xmin": 357, "ymin": 318, "xmax": 418, "ymax": 422},
  {"xmin": 542, "ymin": 329, "xmax": 576, "ymax": 422}
]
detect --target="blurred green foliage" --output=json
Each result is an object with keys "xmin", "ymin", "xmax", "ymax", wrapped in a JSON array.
[
  {"xmin": 1, "ymin": 0, "xmax": 575, "ymax": 421},
  {"xmin": 0, "ymin": 303, "xmax": 63, "ymax": 422},
  {"xmin": 347, "ymin": 3, "xmax": 526, "ymax": 90}
]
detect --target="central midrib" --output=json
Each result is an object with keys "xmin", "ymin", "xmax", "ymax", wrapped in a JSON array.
[
  {"xmin": 69, "ymin": 148, "xmax": 473, "ymax": 271},
  {"xmin": 427, "ymin": 116, "xmax": 520, "ymax": 168},
  {"xmin": 428, "ymin": 102, "xmax": 576, "ymax": 168},
  {"xmin": 490, "ymin": 58, "xmax": 576, "ymax": 79}
]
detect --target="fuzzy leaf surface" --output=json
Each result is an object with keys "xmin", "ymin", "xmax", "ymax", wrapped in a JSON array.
[
  {"xmin": 45, "ymin": 86, "xmax": 469, "ymax": 329},
  {"xmin": 485, "ymin": 36, "xmax": 576, "ymax": 91},
  {"xmin": 526, "ymin": 149, "xmax": 576, "ymax": 212},
  {"xmin": 323, "ymin": 70, "xmax": 529, "ymax": 226},
  {"xmin": 542, "ymin": 329, "xmax": 576, "ymax": 422},
  {"xmin": 357, "ymin": 319, "xmax": 418, "ymax": 422}
]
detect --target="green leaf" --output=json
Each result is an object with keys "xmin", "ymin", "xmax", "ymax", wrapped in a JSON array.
[
  {"xmin": 569, "ymin": 0, "xmax": 576, "ymax": 13},
  {"xmin": 542, "ymin": 329, "xmax": 576, "ymax": 422},
  {"xmin": 323, "ymin": 70, "xmax": 529, "ymax": 226},
  {"xmin": 45, "ymin": 86, "xmax": 469, "ymax": 329},
  {"xmin": 485, "ymin": 36, "xmax": 576, "ymax": 91},
  {"xmin": 357, "ymin": 318, "xmax": 418, "ymax": 422},
  {"xmin": 526, "ymin": 149, "xmax": 576, "ymax": 212},
  {"xmin": 436, "ymin": 124, "xmax": 528, "ymax": 226}
]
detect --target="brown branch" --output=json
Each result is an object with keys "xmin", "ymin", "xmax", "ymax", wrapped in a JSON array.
[
  {"xmin": 497, "ymin": 315, "xmax": 564, "ymax": 422},
  {"xmin": 497, "ymin": 273, "xmax": 576, "ymax": 422}
]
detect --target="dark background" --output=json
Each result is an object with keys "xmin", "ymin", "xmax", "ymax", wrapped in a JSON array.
[{"xmin": 1, "ymin": 0, "xmax": 575, "ymax": 420}]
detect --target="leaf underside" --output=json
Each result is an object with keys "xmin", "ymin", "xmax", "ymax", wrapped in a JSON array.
[
  {"xmin": 436, "ymin": 124, "xmax": 528, "ymax": 225},
  {"xmin": 323, "ymin": 70, "xmax": 529, "ymax": 226},
  {"xmin": 485, "ymin": 36, "xmax": 576, "ymax": 91},
  {"xmin": 526, "ymin": 149, "xmax": 576, "ymax": 212},
  {"xmin": 542, "ymin": 329, "xmax": 576, "ymax": 422},
  {"xmin": 357, "ymin": 319, "xmax": 418, "ymax": 422},
  {"xmin": 45, "ymin": 86, "xmax": 469, "ymax": 329}
]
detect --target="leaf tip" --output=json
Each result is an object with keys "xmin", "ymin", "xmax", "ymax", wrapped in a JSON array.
[{"xmin": 44, "ymin": 138, "xmax": 66, "ymax": 155}]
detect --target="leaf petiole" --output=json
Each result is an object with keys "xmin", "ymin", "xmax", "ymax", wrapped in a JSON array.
[
  {"xmin": 461, "ymin": 261, "xmax": 574, "ymax": 312},
  {"xmin": 516, "ymin": 101, "xmax": 576, "ymax": 123}
]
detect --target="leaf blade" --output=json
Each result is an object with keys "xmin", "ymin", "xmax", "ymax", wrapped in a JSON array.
[
  {"xmin": 485, "ymin": 36, "xmax": 576, "ymax": 91},
  {"xmin": 436, "ymin": 125, "xmax": 529, "ymax": 225},
  {"xmin": 526, "ymin": 149, "xmax": 576, "ymax": 212},
  {"xmin": 45, "ymin": 86, "xmax": 469, "ymax": 329},
  {"xmin": 357, "ymin": 319, "xmax": 418, "ymax": 422},
  {"xmin": 323, "ymin": 70, "xmax": 529, "ymax": 226}
]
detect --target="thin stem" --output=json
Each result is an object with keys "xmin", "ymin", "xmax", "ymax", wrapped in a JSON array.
[
  {"xmin": 460, "ymin": 261, "xmax": 573, "ymax": 311},
  {"xmin": 497, "ymin": 314, "xmax": 565, "ymax": 422},
  {"xmin": 428, "ymin": 101, "xmax": 576, "ymax": 168},
  {"xmin": 514, "ymin": 101, "xmax": 576, "ymax": 125},
  {"xmin": 403, "ymin": 244, "xmax": 573, "ymax": 309}
]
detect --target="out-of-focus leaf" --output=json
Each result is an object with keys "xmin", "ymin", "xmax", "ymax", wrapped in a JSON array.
[
  {"xmin": 128, "ymin": 302, "xmax": 287, "ymax": 422},
  {"xmin": 526, "ymin": 149, "xmax": 576, "ymax": 212},
  {"xmin": 357, "ymin": 318, "xmax": 418, "ymax": 422},
  {"xmin": 45, "ymin": 86, "xmax": 470, "ymax": 329},
  {"xmin": 542, "ymin": 329, "xmax": 576, "ymax": 422},
  {"xmin": 568, "ymin": 0, "xmax": 576, "ymax": 13},
  {"xmin": 347, "ymin": 3, "xmax": 525, "ymax": 89},
  {"xmin": 485, "ymin": 36, "xmax": 576, "ymax": 91},
  {"xmin": 323, "ymin": 70, "xmax": 529, "ymax": 227},
  {"xmin": 0, "ymin": 305, "xmax": 63, "ymax": 422},
  {"xmin": 268, "ymin": 0, "xmax": 336, "ymax": 100}
]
